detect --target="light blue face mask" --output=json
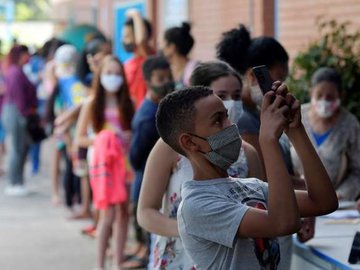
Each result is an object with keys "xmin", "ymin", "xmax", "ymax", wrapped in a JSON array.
[{"xmin": 190, "ymin": 124, "xmax": 242, "ymax": 171}]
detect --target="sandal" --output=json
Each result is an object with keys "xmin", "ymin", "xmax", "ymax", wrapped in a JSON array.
[{"xmin": 81, "ymin": 225, "xmax": 96, "ymax": 238}]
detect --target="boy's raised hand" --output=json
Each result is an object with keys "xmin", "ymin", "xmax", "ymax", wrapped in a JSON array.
[
  {"xmin": 260, "ymin": 89, "xmax": 289, "ymax": 141},
  {"xmin": 270, "ymin": 81, "xmax": 302, "ymax": 131}
]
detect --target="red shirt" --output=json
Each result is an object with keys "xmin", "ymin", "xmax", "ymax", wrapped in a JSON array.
[{"xmin": 124, "ymin": 56, "xmax": 147, "ymax": 109}]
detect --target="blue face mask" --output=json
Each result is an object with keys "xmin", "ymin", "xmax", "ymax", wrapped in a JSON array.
[{"xmin": 190, "ymin": 124, "xmax": 242, "ymax": 170}]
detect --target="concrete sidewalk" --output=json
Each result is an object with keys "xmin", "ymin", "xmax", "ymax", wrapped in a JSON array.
[{"xmin": 0, "ymin": 142, "xmax": 97, "ymax": 270}]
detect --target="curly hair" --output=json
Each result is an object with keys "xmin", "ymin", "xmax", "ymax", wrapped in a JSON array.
[
  {"xmin": 156, "ymin": 86, "xmax": 213, "ymax": 156},
  {"xmin": 216, "ymin": 24, "xmax": 288, "ymax": 75}
]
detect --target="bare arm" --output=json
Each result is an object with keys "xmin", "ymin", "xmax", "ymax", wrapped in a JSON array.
[
  {"xmin": 242, "ymin": 140, "xmax": 264, "ymax": 180},
  {"xmin": 137, "ymin": 139, "xmax": 180, "ymax": 237},
  {"xmin": 276, "ymin": 81, "xmax": 338, "ymax": 217},
  {"xmin": 73, "ymin": 99, "xmax": 93, "ymax": 148},
  {"xmin": 289, "ymin": 126, "xmax": 338, "ymax": 216},
  {"xmin": 292, "ymin": 175, "xmax": 307, "ymax": 190},
  {"xmin": 54, "ymin": 104, "xmax": 82, "ymax": 128},
  {"xmin": 237, "ymin": 92, "xmax": 301, "ymax": 238},
  {"xmin": 126, "ymin": 9, "xmax": 152, "ymax": 57}
]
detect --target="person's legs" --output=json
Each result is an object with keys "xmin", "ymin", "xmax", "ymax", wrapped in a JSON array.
[
  {"xmin": 51, "ymin": 142, "xmax": 61, "ymax": 204},
  {"xmin": 128, "ymin": 178, "xmax": 148, "ymax": 255},
  {"xmin": 18, "ymin": 127, "xmax": 30, "ymax": 185},
  {"xmin": 73, "ymin": 174, "xmax": 81, "ymax": 205},
  {"xmin": 62, "ymin": 149, "xmax": 74, "ymax": 208},
  {"xmin": 2, "ymin": 106, "xmax": 16, "ymax": 186},
  {"xmin": 114, "ymin": 202, "xmax": 129, "ymax": 266},
  {"xmin": 133, "ymin": 202, "xmax": 145, "ymax": 245},
  {"xmin": 97, "ymin": 206, "xmax": 115, "ymax": 269},
  {"xmin": 80, "ymin": 175, "xmax": 91, "ymax": 214},
  {"xmin": 120, "ymin": 201, "xmax": 148, "ymax": 269},
  {"xmin": 0, "ymin": 119, "xmax": 6, "ymax": 175},
  {"xmin": 30, "ymin": 143, "xmax": 41, "ymax": 174},
  {"xmin": 2, "ymin": 104, "xmax": 29, "ymax": 186}
]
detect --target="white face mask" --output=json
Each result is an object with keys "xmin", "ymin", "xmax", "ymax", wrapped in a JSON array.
[
  {"xmin": 250, "ymin": 85, "xmax": 263, "ymax": 107},
  {"xmin": 101, "ymin": 74, "xmax": 124, "ymax": 93},
  {"xmin": 223, "ymin": 100, "xmax": 243, "ymax": 124},
  {"xmin": 311, "ymin": 98, "xmax": 340, "ymax": 118}
]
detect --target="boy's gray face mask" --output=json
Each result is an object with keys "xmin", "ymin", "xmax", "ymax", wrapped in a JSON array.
[{"xmin": 190, "ymin": 124, "xmax": 242, "ymax": 171}]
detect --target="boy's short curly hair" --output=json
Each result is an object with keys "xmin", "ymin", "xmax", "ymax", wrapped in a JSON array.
[{"xmin": 156, "ymin": 86, "xmax": 213, "ymax": 156}]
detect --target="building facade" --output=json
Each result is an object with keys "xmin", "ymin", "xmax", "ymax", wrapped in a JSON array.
[{"xmin": 50, "ymin": 0, "xmax": 360, "ymax": 61}]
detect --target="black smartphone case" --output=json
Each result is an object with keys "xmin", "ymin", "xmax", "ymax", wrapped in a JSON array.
[{"xmin": 252, "ymin": 65, "xmax": 273, "ymax": 94}]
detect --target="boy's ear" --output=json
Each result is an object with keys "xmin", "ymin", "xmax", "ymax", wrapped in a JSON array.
[{"xmin": 179, "ymin": 133, "xmax": 199, "ymax": 154}]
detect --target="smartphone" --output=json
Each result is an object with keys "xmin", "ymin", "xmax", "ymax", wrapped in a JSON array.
[
  {"xmin": 349, "ymin": 231, "xmax": 360, "ymax": 264},
  {"xmin": 252, "ymin": 65, "xmax": 273, "ymax": 94}
]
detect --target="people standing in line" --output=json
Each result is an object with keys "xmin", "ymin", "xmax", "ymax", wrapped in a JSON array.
[
  {"xmin": 41, "ymin": 38, "xmax": 68, "ymax": 205},
  {"xmin": 46, "ymin": 44, "xmax": 86, "ymax": 209},
  {"xmin": 291, "ymin": 67, "xmax": 360, "ymax": 201},
  {"xmin": 66, "ymin": 37, "xmax": 112, "ymax": 220},
  {"xmin": 216, "ymin": 25, "xmax": 316, "ymax": 247},
  {"xmin": 76, "ymin": 37, "xmax": 112, "ymax": 90},
  {"xmin": 122, "ymin": 8, "xmax": 154, "ymax": 109},
  {"xmin": 123, "ymin": 56, "xmax": 174, "ymax": 269},
  {"xmin": 137, "ymin": 60, "xmax": 263, "ymax": 270},
  {"xmin": 0, "ymin": 54, "xmax": 6, "ymax": 176},
  {"xmin": 2, "ymin": 45, "xmax": 36, "ymax": 196},
  {"xmin": 23, "ymin": 48, "xmax": 46, "ymax": 175},
  {"xmin": 161, "ymin": 22, "xmax": 198, "ymax": 89},
  {"xmin": 216, "ymin": 24, "xmax": 290, "ymax": 174},
  {"xmin": 155, "ymin": 85, "xmax": 337, "ymax": 269},
  {"xmin": 75, "ymin": 55, "xmax": 134, "ymax": 270}
]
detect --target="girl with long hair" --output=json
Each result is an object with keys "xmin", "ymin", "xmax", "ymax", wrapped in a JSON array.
[{"xmin": 75, "ymin": 55, "xmax": 134, "ymax": 270}]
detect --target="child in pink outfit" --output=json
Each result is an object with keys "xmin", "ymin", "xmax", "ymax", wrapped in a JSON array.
[
  {"xmin": 90, "ymin": 130, "xmax": 127, "ymax": 209},
  {"xmin": 74, "ymin": 55, "xmax": 134, "ymax": 270}
]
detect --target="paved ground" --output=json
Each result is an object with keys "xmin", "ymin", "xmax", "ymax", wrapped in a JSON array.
[{"xmin": 0, "ymin": 141, "xmax": 98, "ymax": 270}]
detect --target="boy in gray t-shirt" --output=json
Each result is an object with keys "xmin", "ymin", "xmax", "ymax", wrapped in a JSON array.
[
  {"xmin": 179, "ymin": 178, "xmax": 279, "ymax": 270},
  {"xmin": 155, "ymin": 85, "xmax": 338, "ymax": 269}
]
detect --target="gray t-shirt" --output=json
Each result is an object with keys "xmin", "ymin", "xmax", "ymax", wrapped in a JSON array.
[{"xmin": 178, "ymin": 177, "xmax": 281, "ymax": 270}]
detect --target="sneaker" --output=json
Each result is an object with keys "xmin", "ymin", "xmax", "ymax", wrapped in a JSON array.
[
  {"xmin": 4, "ymin": 185, "xmax": 17, "ymax": 196},
  {"xmin": 13, "ymin": 185, "xmax": 29, "ymax": 196},
  {"xmin": 4, "ymin": 185, "xmax": 29, "ymax": 197}
]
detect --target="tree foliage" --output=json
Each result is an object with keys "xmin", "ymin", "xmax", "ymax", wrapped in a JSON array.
[
  {"xmin": 0, "ymin": 0, "xmax": 50, "ymax": 21},
  {"xmin": 287, "ymin": 19, "xmax": 360, "ymax": 119}
]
